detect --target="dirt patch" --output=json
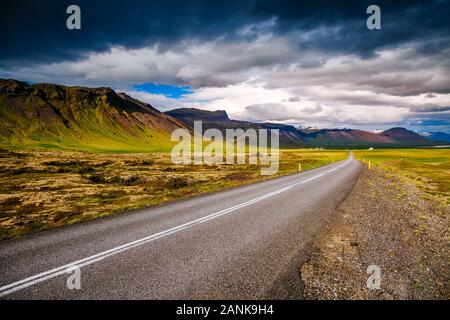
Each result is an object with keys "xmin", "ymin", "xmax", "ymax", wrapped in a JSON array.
[
  {"xmin": 224, "ymin": 172, "xmax": 253, "ymax": 181},
  {"xmin": 164, "ymin": 176, "xmax": 191, "ymax": 189},
  {"xmin": 300, "ymin": 166, "xmax": 449, "ymax": 299}
]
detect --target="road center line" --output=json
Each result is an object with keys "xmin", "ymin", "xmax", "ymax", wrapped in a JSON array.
[{"xmin": 0, "ymin": 158, "xmax": 351, "ymax": 297}]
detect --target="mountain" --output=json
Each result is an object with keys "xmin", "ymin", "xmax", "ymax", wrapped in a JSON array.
[
  {"xmin": 0, "ymin": 79, "xmax": 439, "ymax": 151},
  {"xmin": 298, "ymin": 128, "xmax": 389, "ymax": 146},
  {"xmin": 379, "ymin": 127, "xmax": 430, "ymax": 144},
  {"xmin": 165, "ymin": 108, "xmax": 231, "ymax": 125},
  {"xmin": 165, "ymin": 108, "xmax": 307, "ymax": 146},
  {"xmin": 166, "ymin": 108, "xmax": 436, "ymax": 148},
  {"xmin": 420, "ymin": 132, "xmax": 450, "ymax": 143},
  {"xmin": 0, "ymin": 79, "xmax": 187, "ymax": 152}
]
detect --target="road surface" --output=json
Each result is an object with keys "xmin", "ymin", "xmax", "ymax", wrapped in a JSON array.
[{"xmin": 0, "ymin": 154, "xmax": 361, "ymax": 299}]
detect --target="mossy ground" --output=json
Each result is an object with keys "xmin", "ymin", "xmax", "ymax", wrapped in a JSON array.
[{"xmin": 0, "ymin": 148, "xmax": 347, "ymax": 239}]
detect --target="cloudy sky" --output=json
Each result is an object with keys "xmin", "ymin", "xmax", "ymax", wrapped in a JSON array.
[{"xmin": 1, "ymin": 0, "xmax": 449, "ymax": 132}]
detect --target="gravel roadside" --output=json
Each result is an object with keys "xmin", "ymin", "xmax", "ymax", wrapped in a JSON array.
[{"xmin": 300, "ymin": 165, "xmax": 449, "ymax": 299}]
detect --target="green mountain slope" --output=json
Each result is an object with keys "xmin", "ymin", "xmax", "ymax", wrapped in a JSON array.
[{"xmin": 0, "ymin": 79, "xmax": 187, "ymax": 152}]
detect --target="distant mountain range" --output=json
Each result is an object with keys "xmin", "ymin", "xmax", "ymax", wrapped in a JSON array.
[
  {"xmin": 166, "ymin": 108, "xmax": 439, "ymax": 148},
  {"xmin": 0, "ymin": 79, "xmax": 446, "ymax": 151},
  {"xmin": 165, "ymin": 108, "xmax": 308, "ymax": 147}
]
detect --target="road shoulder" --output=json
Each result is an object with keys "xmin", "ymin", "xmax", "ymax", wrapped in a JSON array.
[{"xmin": 300, "ymin": 165, "xmax": 449, "ymax": 299}]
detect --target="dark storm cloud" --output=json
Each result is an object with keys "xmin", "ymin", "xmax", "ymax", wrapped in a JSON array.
[
  {"xmin": 1, "ymin": 0, "xmax": 448, "ymax": 132},
  {"xmin": 1, "ymin": 0, "xmax": 449, "ymax": 66},
  {"xmin": 415, "ymin": 105, "xmax": 450, "ymax": 112},
  {"xmin": 253, "ymin": 0, "xmax": 450, "ymax": 56},
  {"xmin": 0, "ymin": 0, "xmax": 258, "ymax": 65}
]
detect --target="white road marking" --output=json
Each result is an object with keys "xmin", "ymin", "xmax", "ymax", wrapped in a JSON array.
[{"xmin": 0, "ymin": 158, "xmax": 352, "ymax": 297}]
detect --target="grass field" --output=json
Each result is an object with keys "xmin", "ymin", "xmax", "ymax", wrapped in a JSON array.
[
  {"xmin": 0, "ymin": 148, "xmax": 347, "ymax": 239},
  {"xmin": 355, "ymin": 149, "xmax": 450, "ymax": 204}
]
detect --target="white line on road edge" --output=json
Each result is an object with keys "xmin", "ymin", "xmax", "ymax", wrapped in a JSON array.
[{"xmin": 0, "ymin": 159, "xmax": 352, "ymax": 297}]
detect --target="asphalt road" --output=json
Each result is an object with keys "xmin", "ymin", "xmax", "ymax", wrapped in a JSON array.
[{"xmin": 0, "ymin": 154, "xmax": 362, "ymax": 299}]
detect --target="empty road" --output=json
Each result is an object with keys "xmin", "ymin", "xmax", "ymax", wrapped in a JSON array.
[{"xmin": 0, "ymin": 154, "xmax": 361, "ymax": 299}]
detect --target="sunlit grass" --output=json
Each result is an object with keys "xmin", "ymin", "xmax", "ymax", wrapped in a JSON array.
[{"xmin": 355, "ymin": 149, "xmax": 450, "ymax": 203}]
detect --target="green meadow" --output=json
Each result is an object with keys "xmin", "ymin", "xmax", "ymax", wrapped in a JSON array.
[{"xmin": 355, "ymin": 149, "xmax": 450, "ymax": 203}]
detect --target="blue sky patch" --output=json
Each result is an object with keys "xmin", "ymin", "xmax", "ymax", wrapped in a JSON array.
[{"xmin": 133, "ymin": 83, "xmax": 192, "ymax": 99}]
